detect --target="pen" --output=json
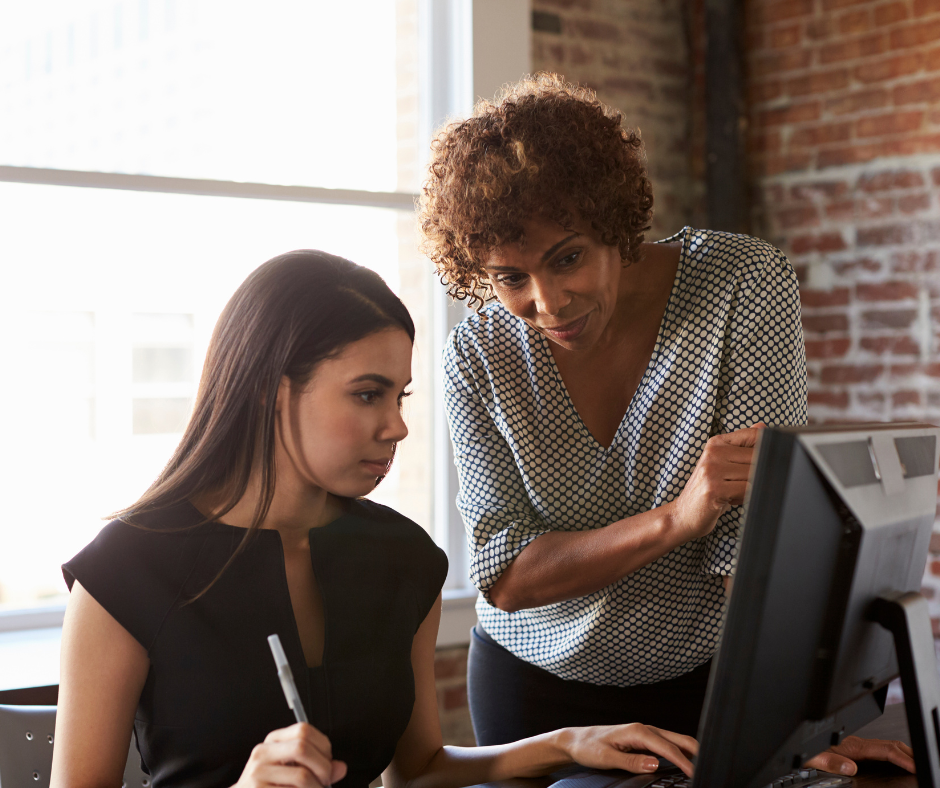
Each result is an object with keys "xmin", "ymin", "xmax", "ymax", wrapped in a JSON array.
[{"xmin": 267, "ymin": 633, "xmax": 308, "ymax": 724}]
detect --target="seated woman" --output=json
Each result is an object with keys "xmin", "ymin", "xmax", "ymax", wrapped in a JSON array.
[
  {"xmin": 50, "ymin": 250, "xmax": 697, "ymax": 788},
  {"xmin": 419, "ymin": 72, "xmax": 914, "ymax": 776}
]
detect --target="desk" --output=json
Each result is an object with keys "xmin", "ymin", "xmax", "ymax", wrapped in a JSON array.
[{"xmin": 472, "ymin": 703, "xmax": 916, "ymax": 788}]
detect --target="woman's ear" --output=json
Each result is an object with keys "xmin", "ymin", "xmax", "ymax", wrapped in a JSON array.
[{"xmin": 274, "ymin": 376, "xmax": 292, "ymax": 413}]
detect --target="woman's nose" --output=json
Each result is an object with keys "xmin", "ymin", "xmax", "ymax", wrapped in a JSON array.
[
  {"xmin": 532, "ymin": 279, "xmax": 570, "ymax": 316},
  {"xmin": 383, "ymin": 405, "xmax": 409, "ymax": 443}
]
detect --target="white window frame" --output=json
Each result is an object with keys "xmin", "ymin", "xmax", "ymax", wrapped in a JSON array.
[{"xmin": 0, "ymin": 0, "xmax": 531, "ymax": 651}]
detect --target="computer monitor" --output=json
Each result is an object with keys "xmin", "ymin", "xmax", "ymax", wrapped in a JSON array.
[{"xmin": 694, "ymin": 422, "xmax": 940, "ymax": 788}]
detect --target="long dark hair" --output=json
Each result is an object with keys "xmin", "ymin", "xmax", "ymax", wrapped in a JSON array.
[{"xmin": 114, "ymin": 250, "xmax": 415, "ymax": 593}]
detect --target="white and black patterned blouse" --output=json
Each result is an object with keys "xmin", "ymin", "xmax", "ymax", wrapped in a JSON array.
[{"xmin": 443, "ymin": 228, "xmax": 808, "ymax": 687}]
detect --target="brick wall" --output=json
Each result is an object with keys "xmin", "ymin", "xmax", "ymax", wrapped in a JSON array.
[
  {"xmin": 745, "ymin": 0, "xmax": 940, "ymax": 621},
  {"xmin": 531, "ymin": 0, "xmax": 697, "ymax": 240}
]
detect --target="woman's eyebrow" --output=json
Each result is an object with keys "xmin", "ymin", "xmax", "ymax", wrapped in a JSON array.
[
  {"xmin": 349, "ymin": 373, "xmax": 413, "ymax": 387},
  {"xmin": 487, "ymin": 233, "xmax": 582, "ymax": 272},
  {"xmin": 540, "ymin": 233, "xmax": 580, "ymax": 262}
]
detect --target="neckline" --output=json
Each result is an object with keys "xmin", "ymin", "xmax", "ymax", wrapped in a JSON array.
[{"xmin": 533, "ymin": 226, "xmax": 691, "ymax": 453}]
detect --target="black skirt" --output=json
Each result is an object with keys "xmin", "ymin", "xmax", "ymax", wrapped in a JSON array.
[{"xmin": 467, "ymin": 625, "xmax": 711, "ymax": 746}]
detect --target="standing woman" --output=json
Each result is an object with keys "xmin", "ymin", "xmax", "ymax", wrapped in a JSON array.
[
  {"xmin": 419, "ymin": 75, "xmax": 806, "ymax": 741},
  {"xmin": 51, "ymin": 250, "xmax": 698, "ymax": 788}
]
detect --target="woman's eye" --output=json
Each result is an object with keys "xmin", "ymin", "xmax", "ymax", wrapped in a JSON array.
[
  {"xmin": 495, "ymin": 274, "xmax": 525, "ymax": 287},
  {"xmin": 357, "ymin": 390, "xmax": 381, "ymax": 404},
  {"xmin": 557, "ymin": 250, "xmax": 581, "ymax": 268}
]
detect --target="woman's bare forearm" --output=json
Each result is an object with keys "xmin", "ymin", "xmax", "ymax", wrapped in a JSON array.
[{"xmin": 487, "ymin": 502, "xmax": 686, "ymax": 611}]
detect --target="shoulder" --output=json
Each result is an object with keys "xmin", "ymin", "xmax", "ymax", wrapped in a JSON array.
[
  {"xmin": 446, "ymin": 302, "xmax": 525, "ymax": 360},
  {"xmin": 684, "ymin": 228, "xmax": 794, "ymax": 278},
  {"xmin": 347, "ymin": 499, "xmax": 447, "ymax": 569}
]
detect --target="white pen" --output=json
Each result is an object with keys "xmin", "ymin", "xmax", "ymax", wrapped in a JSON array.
[{"xmin": 267, "ymin": 633, "xmax": 309, "ymax": 724}]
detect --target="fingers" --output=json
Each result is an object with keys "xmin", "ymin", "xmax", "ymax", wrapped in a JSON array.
[
  {"xmin": 619, "ymin": 724, "xmax": 696, "ymax": 777},
  {"xmin": 831, "ymin": 736, "xmax": 916, "ymax": 774},
  {"xmin": 646, "ymin": 726, "xmax": 699, "ymax": 757},
  {"xmin": 804, "ymin": 751, "xmax": 857, "ymax": 776},
  {"xmin": 246, "ymin": 723, "xmax": 341, "ymax": 787}
]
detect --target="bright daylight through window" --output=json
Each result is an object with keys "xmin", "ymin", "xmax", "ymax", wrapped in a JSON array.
[{"xmin": 0, "ymin": 0, "xmax": 436, "ymax": 611}]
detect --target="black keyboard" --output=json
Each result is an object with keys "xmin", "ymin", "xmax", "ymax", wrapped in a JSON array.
[{"xmin": 548, "ymin": 766, "xmax": 852, "ymax": 788}]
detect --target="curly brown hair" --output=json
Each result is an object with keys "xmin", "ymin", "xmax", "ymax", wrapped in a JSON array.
[{"xmin": 419, "ymin": 72, "xmax": 654, "ymax": 310}]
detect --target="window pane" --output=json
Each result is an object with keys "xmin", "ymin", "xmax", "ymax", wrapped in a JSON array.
[
  {"xmin": 0, "ymin": 180, "xmax": 433, "ymax": 609},
  {"xmin": 0, "ymin": 1, "xmax": 401, "ymax": 191}
]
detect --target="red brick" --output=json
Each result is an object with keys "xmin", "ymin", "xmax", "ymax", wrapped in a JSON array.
[
  {"xmin": 770, "ymin": 23, "xmax": 803, "ymax": 48},
  {"xmin": 839, "ymin": 8, "xmax": 874, "ymax": 34},
  {"xmin": 748, "ymin": 130, "xmax": 783, "ymax": 155},
  {"xmin": 876, "ymin": 1, "xmax": 911, "ymax": 26},
  {"xmin": 571, "ymin": 20, "xmax": 621, "ymax": 41},
  {"xmin": 808, "ymin": 390, "xmax": 851, "ymax": 407},
  {"xmin": 914, "ymin": 0, "xmax": 940, "ymax": 16},
  {"xmin": 821, "ymin": 364, "xmax": 884, "ymax": 383},
  {"xmin": 823, "ymin": 0, "xmax": 882, "ymax": 9},
  {"xmin": 776, "ymin": 204, "xmax": 821, "ymax": 229},
  {"xmin": 751, "ymin": 48, "xmax": 814, "ymax": 78},
  {"xmin": 833, "ymin": 257, "xmax": 883, "ymax": 274},
  {"xmin": 752, "ymin": 0, "xmax": 815, "ymax": 25},
  {"xmin": 892, "ymin": 249, "xmax": 940, "ymax": 272},
  {"xmin": 923, "ymin": 585, "xmax": 936, "ymax": 599},
  {"xmin": 932, "ymin": 166, "xmax": 940, "ymax": 185},
  {"xmin": 825, "ymin": 199, "xmax": 857, "ymax": 221},
  {"xmin": 858, "ymin": 170, "xmax": 926, "ymax": 190},
  {"xmin": 749, "ymin": 80, "xmax": 785, "ymax": 104},
  {"xmin": 862, "ymin": 309, "xmax": 918, "ymax": 328},
  {"xmin": 824, "ymin": 87, "xmax": 891, "ymax": 115},
  {"xmin": 801, "ymin": 287, "xmax": 851, "ymax": 307},
  {"xmin": 786, "ymin": 69, "xmax": 850, "ymax": 97},
  {"xmin": 789, "ymin": 232, "xmax": 849, "ymax": 254},
  {"xmin": 443, "ymin": 685, "xmax": 468, "ymax": 711},
  {"xmin": 856, "ymin": 53, "xmax": 925, "ymax": 82},
  {"xmin": 790, "ymin": 121, "xmax": 853, "ymax": 148},
  {"xmin": 805, "ymin": 337, "xmax": 852, "ymax": 358},
  {"xmin": 899, "ymin": 192, "xmax": 933, "ymax": 212},
  {"xmin": 858, "ymin": 392, "xmax": 888, "ymax": 406},
  {"xmin": 806, "ymin": 16, "xmax": 839, "ymax": 40},
  {"xmin": 893, "ymin": 390, "xmax": 923, "ymax": 406},
  {"xmin": 816, "ymin": 146, "xmax": 870, "ymax": 168},
  {"xmin": 857, "ymin": 224, "xmax": 917, "ymax": 246},
  {"xmin": 860, "ymin": 335, "xmax": 922, "ymax": 355},
  {"xmin": 857, "ymin": 196, "xmax": 897, "ymax": 219},
  {"xmin": 757, "ymin": 101, "xmax": 822, "ymax": 127},
  {"xmin": 822, "ymin": 32, "xmax": 890, "ymax": 63},
  {"xmin": 857, "ymin": 281, "xmax": 920, "ymax": 300},
  {"xmin": 857, "ymin": 110, "xmax": 925, "ymax": 138},
  {"xmin": 789, "ymin": 181, "xmax": 851, "ymax": 200},
  {"xmin": 890, "ymin": 362, "xmax": 940, "ymax": 376},
  {"xmin": 930, "ymin": 532, "xmax": 940, "ymax": 552},
  {"xmin": 756, "ymin": 151, "xmax": 814, "ymax": 175},
  {"xmin": 891, "ymin": 19, "xmax": 940, "ymax": 50},
  {"xmin": 928, "ymin": 45, "xmax": 940, "ymax": 69},
  {"xmin": 803, "ymin": 313, "xmax": 850, "ymax": 333},
  {"xmin": 893, "ymin": 77, "xmax": 940, "ymax": 105}
]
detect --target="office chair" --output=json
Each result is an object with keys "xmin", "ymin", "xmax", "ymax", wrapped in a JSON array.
[{"xmin": 0, "ymin": 704, "xmax": 150, "ymax": 788}]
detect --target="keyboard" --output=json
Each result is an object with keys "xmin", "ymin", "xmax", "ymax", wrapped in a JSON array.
[{"xmin": 548, "ymin": 766, "xmax": 852, "ymax": 788}]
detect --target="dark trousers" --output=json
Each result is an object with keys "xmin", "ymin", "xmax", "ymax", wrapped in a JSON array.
[{"xmin": 467, "ymin": 625, "xmax": 711, "ymax": 746}]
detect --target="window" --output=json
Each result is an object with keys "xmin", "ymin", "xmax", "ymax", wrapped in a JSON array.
[{"xmin": 0, "ymin": 1, "xmax": 529, "ymax": 642}]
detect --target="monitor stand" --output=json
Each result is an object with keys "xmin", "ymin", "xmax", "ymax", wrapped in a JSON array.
[{"xmin": 871, "ymin": 591, "xmax": 940, "ymax": 788}]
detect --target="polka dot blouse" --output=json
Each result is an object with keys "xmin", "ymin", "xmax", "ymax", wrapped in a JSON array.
[{"xmin": 443, "ymin": 228, "xmax": 808, "ymax": 686}]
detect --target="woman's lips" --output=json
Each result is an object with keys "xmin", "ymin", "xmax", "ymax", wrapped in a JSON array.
[
  {"xmin": 540, "ymin": 313, "xmax": 589, "ymax": 342},
  {"xmin": 362, "ymin": 459, "xmax": 392, "ymax": 476}
]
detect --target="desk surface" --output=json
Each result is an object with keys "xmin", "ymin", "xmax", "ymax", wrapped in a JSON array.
[{"xmin": 472, "ymin": 703, "xmax": 916, "ymax": 788}]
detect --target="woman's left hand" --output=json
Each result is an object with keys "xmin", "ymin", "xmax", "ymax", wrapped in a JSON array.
[
  {"xmin": 560, "ymin": 724, "xmax": 698, "ymax": 777},
  {"xmin": 805, "ymin": 735, "xmax": 915, "ymax": 775}
]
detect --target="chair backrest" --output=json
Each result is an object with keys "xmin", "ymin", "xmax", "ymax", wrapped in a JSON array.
[{"xmin": 0, "ymin": 704, "xmax": 151, "ymax": 788}]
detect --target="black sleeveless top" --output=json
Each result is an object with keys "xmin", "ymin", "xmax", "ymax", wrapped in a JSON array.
[{"xmin": 62, "ymin": 499, "xmax": 448, "ymax": 788}]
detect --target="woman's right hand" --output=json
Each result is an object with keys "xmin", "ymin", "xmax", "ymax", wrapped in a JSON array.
[
  {"xmin": 232, "ymin": 722, "xmax": 347, "ymax": 788},
  {"xmin": 667, "ymin": 423, "xmax": 766, "ymax": 542}
]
